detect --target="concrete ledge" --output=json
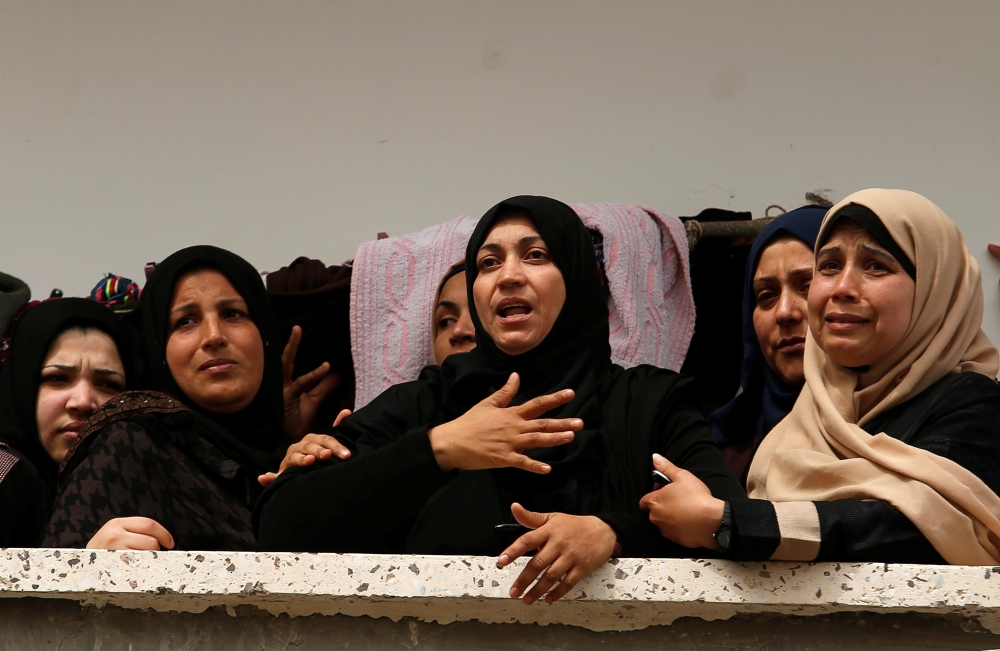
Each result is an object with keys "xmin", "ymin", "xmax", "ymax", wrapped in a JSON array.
[{"xmin": 3, "ymin": 549, "xmax": 1000, "ymax": 635}]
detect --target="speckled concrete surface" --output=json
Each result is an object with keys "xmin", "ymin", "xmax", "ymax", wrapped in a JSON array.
[
  {"xmin": 2, "ymin": 550, "xmax": 999, "ymax": 633},
  {"xmin": 2, "ymin": 599, "xmax": 997, "ymax": 651}
]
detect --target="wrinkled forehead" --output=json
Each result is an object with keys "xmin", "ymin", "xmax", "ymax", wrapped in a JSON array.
[
  {"xmin": 478, "ymin": 212, "xmax": 541, "ymax": 250},
  {"xmin": 42, "ymin": 328, "xmax": 123, "ymax": 370},
  {"xmin": 169, "ymin": 265, "xmax": 247, "ymax": 308}
]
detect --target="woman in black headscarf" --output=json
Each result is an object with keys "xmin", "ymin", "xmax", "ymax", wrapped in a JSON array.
[
  {"xmin": 44, "ymin": 246, "xmax": 287, "ymax": 551},
  {"xmin": 0, "ymin": 298, "xmax": 138, "ymax": 547},
  {"xmin": 256, "ymin": 196, "xmax": 743, "ymax": 604}
]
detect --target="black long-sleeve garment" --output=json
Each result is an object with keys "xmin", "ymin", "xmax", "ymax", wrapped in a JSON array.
[
  {"xmin": 255, "ymin": 364, "xmax": 745, "ymax": 557},
  {"xmin": 727, "ymin": 372, "xmax": 1000, "ymax": 563},
  {"xmin": 0, "ymin": 443, "xmax": 49, "ymax": 548}
]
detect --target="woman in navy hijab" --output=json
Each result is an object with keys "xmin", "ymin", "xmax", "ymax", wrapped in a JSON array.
[{"xmin": 708, "ymin": 205, "xmax": 826, "ymax": 480}]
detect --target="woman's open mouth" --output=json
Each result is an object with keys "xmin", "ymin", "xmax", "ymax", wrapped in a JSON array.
[{"xmin": 496, "ymin": 298, "xmax": 534, "ymax": 324}]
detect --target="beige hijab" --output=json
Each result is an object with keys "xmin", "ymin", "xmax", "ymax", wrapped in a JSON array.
[{"xmin": 747, "ymin": 188, "xmax": 1000, "ymax": 564}]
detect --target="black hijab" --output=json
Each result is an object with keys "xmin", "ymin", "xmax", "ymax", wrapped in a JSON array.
[
  {"xmin": 138, "ymin": 245, "xmax": 285, "ymax": 473},
  {"xmin": 409, "ymin": 196, "xmax": 615, "ymax": 533},
  {"xmin": 0, "ymin": 298, "xmax": 138, "ymax": 488},
  {"xmin": 443, "ymin": 195, "xmax": 611, "ymax": 418}
]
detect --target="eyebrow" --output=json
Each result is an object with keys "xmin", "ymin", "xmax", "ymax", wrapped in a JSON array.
[
  {"xmin": 170, "ymin": 297, "xmax": 244, "ymax": 315},
  {"xmin": 477, "ymin": 235, "xmax": 544, "ymax": 253},
  {"xmin": 435, "ymin": 300, "xmax": 458, "ymax": 311},
  {"xmin": 41, "ymin": 364, "xmax": 125, "ymax": 380},
  {"xmin": 41, "ymin": 363, "xmax": 77, "ymax": 373},
  {"xmin": 753, "ymin": 267, "xmax": 813, "ymax": 286},
  {"xmin": 817, "ymin": 243, "xmax": 898, "ymax": 265},
  {"xmin": 859, "ymin": 243, "xmax": 898, "ymax": 263}
]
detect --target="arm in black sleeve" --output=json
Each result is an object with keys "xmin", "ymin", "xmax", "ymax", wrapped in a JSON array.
[
  {"xmin": 725, "ymin": 497, "xmax": 944, "ymax": 563},
  {"xmin": 726, "ymin": 374, "xmax": 1000, "ymax": 563},
  {"xmin": 254, "ymin": 379, "xmax": 456, "ymax": 552},
  {"xmin": 254, "ymin": 425, "xmax": 453, "ymax": 552},
  {"xmin": 809, "ymin": 377, "xmax": 1000, "ymax": 563},
  {"xmin": 0, "ymin": 455, "xmax": 48, "ymax": 548},
  {"xmin": 660, "ymin": 400, "xmax": 746, "ymax": 502},
  {"xmin": 601, "ymin": 369, "xmax": 746, "ymax": 558},
  {"xmin": 813, "ymin": 500, "xmax": 944, "ymax": 563}
]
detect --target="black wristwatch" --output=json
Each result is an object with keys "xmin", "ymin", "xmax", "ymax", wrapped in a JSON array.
[{"xmin": 714, "ymin": 500, "xmax": 733, "ymax": 555}]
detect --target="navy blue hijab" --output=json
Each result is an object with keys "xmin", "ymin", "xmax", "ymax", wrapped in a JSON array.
[{"xmin": 708, "ymin": 205, "xmax": 826, "ymax": 449}]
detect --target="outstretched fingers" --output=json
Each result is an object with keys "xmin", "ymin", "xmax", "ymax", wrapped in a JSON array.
[
  {"xmin": 517, "ymin": 389, "xmax": 575, "ymax": 420},
  {"xmin": 525, "ymin": 417, "xmax": 583, "ymax": 433},
  {"xmin": 507, "ymin": 453, "xmax": 554, "ymax": 475}
]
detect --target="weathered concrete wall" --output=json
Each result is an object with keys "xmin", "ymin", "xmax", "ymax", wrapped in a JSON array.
[
  {"xmin": 2, "ymin": 549, "xmax": 999, "ymax": 649},
  {"xmin": 1, "ymin": 599, "xmax": 996, "ymax": 651}
]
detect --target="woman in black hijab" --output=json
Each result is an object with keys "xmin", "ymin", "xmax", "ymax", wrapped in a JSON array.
[
  {"xmin": 256, "ymin": 196, "xmax": 743, "ymax": 604},
  {"xmin": 44, "ymin": 246, "xmax": 287, "ymax": 551},
  {"xmin": 0, "ymin": 298, "xmax": 138, "ymax": 547}
]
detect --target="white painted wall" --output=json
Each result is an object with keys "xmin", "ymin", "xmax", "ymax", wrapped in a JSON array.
[{"xmin": 2, "ymin": 0, "xmax": 998, "ymax": 342}]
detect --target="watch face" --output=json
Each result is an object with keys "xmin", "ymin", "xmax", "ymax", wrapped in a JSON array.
[{"xmin": 716, "ymin": 528, "xmax": 731, "ymax": 551}]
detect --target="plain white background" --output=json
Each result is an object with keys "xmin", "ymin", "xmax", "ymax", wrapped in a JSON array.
[{"xmin": 2, "ymin": 0, "xmax": 998, "ymax": 343}]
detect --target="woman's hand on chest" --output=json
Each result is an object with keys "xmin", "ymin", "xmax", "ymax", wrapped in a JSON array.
[{"xmin": 427, "ymin": 372, "xmax": 583, "ymax": 474}]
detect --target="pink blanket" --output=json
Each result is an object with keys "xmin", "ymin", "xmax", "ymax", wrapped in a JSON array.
[
  {"xmin": 350, "ymin": 204, "xmax": 695, "ymax": 409},
  {"xmin": 350, "ymin": 215, "xmax": 478, "ymax": 408},
  {"xmin": 574, "ymin": 203, "xmax": 695, "ymax": 372}
]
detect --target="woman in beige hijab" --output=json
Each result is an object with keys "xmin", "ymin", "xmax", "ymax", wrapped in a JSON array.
[{"xmin": 641, "ymin": 189, "xmax": 1000, "ymax": 564}]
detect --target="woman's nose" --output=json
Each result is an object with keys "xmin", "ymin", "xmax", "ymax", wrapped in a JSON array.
[
  {"xmin": 450, "ymin": 311, "xmax": 476, "ymax": 343},
  {"xmin": 831, "ymin": 265, "xmax": 861, "ymax": 302},
  {"xmin": 65, "ymin": 381, "xmax": 99, "ymax": 416},
  {"xmin": 497, "ymin": 259, "xmax": 526, "ymax": 287},
  {"xmin": 775, "ymin": 290, "xmax": 805, "ymax": 325},
  {"xmin": 201, "ymin": 316, "xmax": 228, "ymax": 349}
]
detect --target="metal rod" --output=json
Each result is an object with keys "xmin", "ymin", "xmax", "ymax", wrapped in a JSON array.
[{"xmin": 684, "ymin": 217, "xmax": 776, "ymax": 250}]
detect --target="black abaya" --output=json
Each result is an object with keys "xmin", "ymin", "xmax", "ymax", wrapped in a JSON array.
[{"xmin": 256, "ymin": 196, "xmax": 744, "ymax": 556}]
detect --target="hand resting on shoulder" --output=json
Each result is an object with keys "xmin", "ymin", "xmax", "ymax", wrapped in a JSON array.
[{"xmin": 259, "ymin": 408, "xmax": 353, "ymax": 487}]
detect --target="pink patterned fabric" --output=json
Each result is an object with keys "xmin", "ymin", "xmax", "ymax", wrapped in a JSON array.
[
  {"xmin": 351, "ymin": 215, "xmax": 479, "ymax": 408},
  {"xmin": 349, "ymin": 204, "xmax": 695, "ymax": 409},
  {"xmin": 574, "ymin": 203, "xmax": 695, "ymax": 373}
]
